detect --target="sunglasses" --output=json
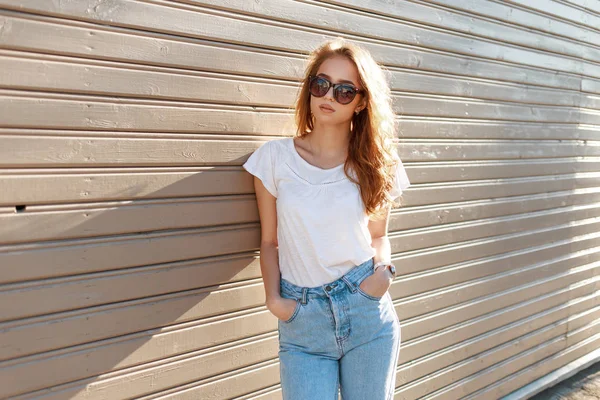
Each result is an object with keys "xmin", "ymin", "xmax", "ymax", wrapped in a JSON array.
[{"xmin": 307, "ymin": 75, "xmax": 364, "ymax": 105}]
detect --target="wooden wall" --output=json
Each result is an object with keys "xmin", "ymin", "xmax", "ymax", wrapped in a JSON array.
[{"xmin": 1, "ymin": 1, "xmax": 599, "ymax": 399}]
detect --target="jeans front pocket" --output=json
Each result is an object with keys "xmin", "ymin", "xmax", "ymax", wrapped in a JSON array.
[
  {"xmin": 356, "ymin": 271, "xmax": 386, "ymax": 301},
  {"xmin": 281, "ymin": 298, "xmax": 302, "ymax": 323}
]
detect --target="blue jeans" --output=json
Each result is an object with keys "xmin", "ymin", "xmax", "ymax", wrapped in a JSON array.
[{"xmin": 278, "ymin": 257, "xmax": 401, "ymax": 400}]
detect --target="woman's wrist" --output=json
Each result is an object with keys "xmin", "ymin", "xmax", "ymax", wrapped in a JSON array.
[
  {"xmin": 374, "ymin": 260, "xmax": 396, "ymax": 281},
  {"xmin": 373, "ymin": 260, "xmax": 391, "ymax": 270},
  {"xmin": 266, "ymin": 294, "xmax": 282, "ymax": 308}
]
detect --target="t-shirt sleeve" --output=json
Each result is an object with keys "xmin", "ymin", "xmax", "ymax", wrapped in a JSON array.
[
  {"xmin": 243, "ymin": 140, "xmax": 278, "ymax": 198},
  {"xmin": 389, "ymin": 156, "xmax": 410, "ymax": 201}
]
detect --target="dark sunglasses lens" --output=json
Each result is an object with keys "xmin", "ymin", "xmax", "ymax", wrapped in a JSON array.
[
  {"xmin": 335, "ymin": 85, "xmax": 357, "ymax": 104},
  {"xmin": 309, "ymin": 76, "xmax": 329, "ymax": 97}
]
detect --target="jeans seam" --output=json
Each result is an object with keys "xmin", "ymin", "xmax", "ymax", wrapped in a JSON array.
[{"xmin": 334, "ymin": 368, "xmax": 340, "ymax": 400}]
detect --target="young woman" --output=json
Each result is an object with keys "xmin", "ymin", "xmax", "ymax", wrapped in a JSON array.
[{"xmin": 243, "ymin": 37, "xmax": 410, "ymax": 399}]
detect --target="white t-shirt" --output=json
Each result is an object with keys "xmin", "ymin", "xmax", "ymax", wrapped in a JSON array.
[{"xmin": 243, "ymin": 136, "xmax": 410, "ymax": 288}]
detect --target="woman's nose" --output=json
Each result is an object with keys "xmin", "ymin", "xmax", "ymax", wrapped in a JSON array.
[{"xmin": 323, "ymin": 85, "xmax": 335, "ymax": 101}]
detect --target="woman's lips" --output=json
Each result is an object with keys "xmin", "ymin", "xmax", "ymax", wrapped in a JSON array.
[{"xmin": 319, "ymin": 104, "xmax": 335, "ymax": 113}]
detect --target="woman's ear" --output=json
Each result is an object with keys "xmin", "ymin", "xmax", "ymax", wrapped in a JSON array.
[{"xmin": 356, "ymin": 97, "xmax": 367, "ymax": 113}]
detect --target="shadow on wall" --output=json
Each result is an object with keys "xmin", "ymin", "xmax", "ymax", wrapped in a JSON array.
[{"xmin": 0, "ymin": 144, "xmax": 291, "ymax": 399}]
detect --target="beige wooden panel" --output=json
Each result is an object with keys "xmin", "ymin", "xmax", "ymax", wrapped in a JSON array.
[
  {"xmin": 0, "ymin": 225, "xmax": 259, "ymax": 284},
  {"xmin": 1, "ymin": 0, "xmax": 598, "ymax": 79},
  {"xmin": 0, "ymin": 258, "xmax": 264, "ymax": 360},
  {"xmin": 394, "ymin": 188, "xmax": 600, "ymax": 230},
  {"xmin": 392, "ymin": 203, "xmax": 600, "ymax": 253},
  {"xmin": 0, "ymin": 308, "xmax": 277, "ymax": 399},
  {"xmin": 0, "ymin": 52, "xmax": 297, "ymax": 107},
  {"xmin": 562, "ymin": 0, "xmax": 600, "ymax": 14},
  {"xmin": 1, "ymin": 49, "xmax": 591, "ymax": 109},
  {"xmin": 399, "ymin": 284, "xmax": 598, "ymax": 366},
  {"xmin": 0, "ymin": 94, "xmax": 296, "ymax": 134},
  {"xmin": 314, "ymin": 0, "xmax": 600, "ymax": 63},
  {"xmin": 0, "ymin": 13, "xmax": 583, "ymax": 90},
  {"xmin": 584, "ymin": 79, "xmax": 600, "ymax": 95},
  {"xmin": 0, "ymin": 165, "xmax": 257, "ymax": 207},
  {"xmin": 397, "ymin": 241, "xmax": 600, "ymax": 319},
  {"xmin": 4, "ymin": 242, "xmax": 589, "ymax": 368},
  {"xmin": 12, "ymin": 336, "xmax": 281, "ymax": 400},
  {"xmin": 396, "ymin": 218, "xmax": 600, "ymax": 275},
  {"xmin": 402, "ymin": 263, "xmax": 600, "ymax": 340},
  {"xmin": 468, "ymin": 336, "xmax": 600, "ymax": 399},
  {"xmin": 0, "ymin": 13, "xmax": 303, "ymax": 78},
  {"xmin": 504, "ymin": 0, "xmax": 600, "ymax": 32},
  {"xmin": 399, "ymin": 119, "xmax": 600, "ymax": 140},
  {"xmin": 398, "ymin": 307, "xmax": 600, "ymax": 399},
  {"xmin": 429, "ymin": 323, "xmax": 600, "ymax": 399},
  {"xmin": 421, "ymin": 0, "xmax": 600, "ymax": 47},
  {"xmin": 408, "ymin": 158, "xmax": 600, "ymax": 182},
  {"xmin": 131, "ymin": 361, "xmax": 280, "ymax": 400},
  {"xmin": 0, "ymin": 195, "xmax": 259, "ymax": 244},
  {"xmin": 402, "ymin": 174, "xmax": 600, "ymax": 207},
  {"xmin": 465, "ymin": 330, "xmax": 600, "ymax": 399},
  {"xmin": 396, "ymin": 298, "xmax": 600, "ymax": 389}
]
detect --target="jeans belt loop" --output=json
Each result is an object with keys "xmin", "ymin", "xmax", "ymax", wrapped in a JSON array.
[
  {"xmin": 341, "ymin": 275, "xmax": 358, "ymax": 293},
  {"xmin": 301, "ymin": 287, "xmax": 308, "ymax": 305}
]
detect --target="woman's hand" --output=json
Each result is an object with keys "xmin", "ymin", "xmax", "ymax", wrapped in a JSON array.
[
  {"xmin": 267, "ymin": 296, "xmax": 299, "ymax": 321},
  {"xmin": 359, "ymin": 265, "xmax": 393, "ymax": 298}
]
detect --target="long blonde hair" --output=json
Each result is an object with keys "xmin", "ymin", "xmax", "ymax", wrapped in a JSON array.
[{"xmin": 294, "ymin": 37, "xmax": 401, "ymax": 219}]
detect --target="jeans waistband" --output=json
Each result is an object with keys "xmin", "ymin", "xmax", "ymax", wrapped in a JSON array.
[{"xmin": 280, "ymin": 257, "xmax": 374, "ymax": 303}]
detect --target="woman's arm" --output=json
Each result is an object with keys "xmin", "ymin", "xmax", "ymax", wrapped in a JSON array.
[
  {"xmin": 253, "ymin": 176, "xmax": 299, "ymax": 321},
  {"xmin": 253, "ymin": 175, "xmax": 281, "ymax": 306},
  {"xmin": 368, "ymin": 204, "xmax": 394, "ymax": 266},
  {"xmin": 366, "ymin": 205, "xmax": 395, "ymax": 292}
]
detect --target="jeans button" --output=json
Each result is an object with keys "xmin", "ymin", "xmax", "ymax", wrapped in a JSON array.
[{"xmin": 325, "ymin": 285, "xmax": 332, "ymax": 292}]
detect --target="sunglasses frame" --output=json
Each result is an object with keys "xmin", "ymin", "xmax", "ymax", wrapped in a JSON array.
[{"xmin": 307, "ymin": 74, "xmax": 364, "ymax": 105}]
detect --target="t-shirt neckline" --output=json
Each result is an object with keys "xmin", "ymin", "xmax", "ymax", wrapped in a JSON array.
[{"xmin": 289, "ymin": 137, "xmax": 345, "ymax": 172}]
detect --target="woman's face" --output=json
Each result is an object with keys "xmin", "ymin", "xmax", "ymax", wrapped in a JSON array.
[{"xmin": 310, "ymin": 55, "xmax": 366, "ymax": 125}]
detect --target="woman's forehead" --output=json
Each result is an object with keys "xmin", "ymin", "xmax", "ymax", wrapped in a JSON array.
[{"xmin": 316, "ymin": 57, "xmax": 359, "ymax": 85}]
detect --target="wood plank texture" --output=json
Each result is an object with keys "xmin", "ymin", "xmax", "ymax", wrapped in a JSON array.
[{"xmin": 1, "ymin": 0, "xmax": 599, "ymax": 399}]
